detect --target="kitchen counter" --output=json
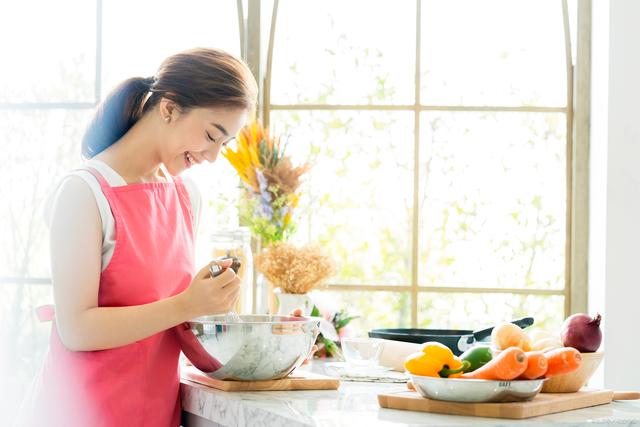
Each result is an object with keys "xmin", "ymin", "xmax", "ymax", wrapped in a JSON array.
[{"xmin": 180, "ymin": 363, "xmax": 640, "ymax": 427}]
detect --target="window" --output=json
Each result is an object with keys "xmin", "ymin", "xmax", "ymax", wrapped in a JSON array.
[{"xmin": 265, "ymin": 0, "xmax": 583, "ymax": 335}]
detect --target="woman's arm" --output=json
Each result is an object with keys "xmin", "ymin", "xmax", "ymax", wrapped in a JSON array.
[{"xmin": 50, "ymin": 176, "xmax": 239, "ymax": 351}]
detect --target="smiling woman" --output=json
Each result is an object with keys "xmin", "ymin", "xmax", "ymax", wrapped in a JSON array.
[{"xmin": 21, "ymin": 48, "xmax": 258, "ymax": 427}]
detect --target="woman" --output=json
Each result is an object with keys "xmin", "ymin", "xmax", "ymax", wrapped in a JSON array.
[{"xmin": 29, "ymin": 48, "xmax": 258, "ymax": 426}]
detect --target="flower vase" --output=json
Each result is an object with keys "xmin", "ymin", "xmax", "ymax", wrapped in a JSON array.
[{"xmin": 273, "ymin": 288, "xmax": 314, "ymax": 316}]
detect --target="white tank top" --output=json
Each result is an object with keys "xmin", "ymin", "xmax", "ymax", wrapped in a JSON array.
[{"xmin": 43, "ymin": 159, "xmax": 201, "ymax": 272}]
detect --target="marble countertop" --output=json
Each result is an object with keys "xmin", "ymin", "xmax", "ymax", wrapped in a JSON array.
[{"xmin": 180, "ymin": 363, "xmax": 640, "ymax": 427}]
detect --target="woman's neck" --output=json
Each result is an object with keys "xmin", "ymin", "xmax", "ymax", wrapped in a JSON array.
[{"xmin": 94, "ymin": 114, "xmax": 167, "ymax": 184}]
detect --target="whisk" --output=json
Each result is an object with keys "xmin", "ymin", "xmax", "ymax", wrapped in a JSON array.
[{"xmin": 209, "ymin": 257, "xmax": 242, "ymax": 323}]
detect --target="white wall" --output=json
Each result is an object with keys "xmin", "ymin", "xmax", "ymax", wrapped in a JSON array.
[
  {"xmin": 590, "ymin": 0, "xmax": 640, "ymax": 390},
  {"xmin": 588, "ymin": 0, "xmax": 608, "ymax": 390}
]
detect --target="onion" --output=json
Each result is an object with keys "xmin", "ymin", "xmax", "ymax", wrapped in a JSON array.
[{"xmin": 560, "ymin": 313, "xmax": 603, "ymax": 352}]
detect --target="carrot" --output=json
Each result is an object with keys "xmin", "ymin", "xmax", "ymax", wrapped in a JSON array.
[
  {"xmin": 461, "ymin": 347, "xmax": 528, "ymax": 380},
  {"xmin": 518, "ymin": 351, "xmax": 548, "ymax": 380},
  {"xmin": 544, "ymin": 347, "xmax": 582, "ymax": 377}
]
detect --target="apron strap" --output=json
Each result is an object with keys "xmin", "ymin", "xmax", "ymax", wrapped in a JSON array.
[
  {"xmin": 82, "ymin": 166, "xmax": 125, "ymax": 237},
  {"xmin": 82, "ymin": 166, "xmax": 114, "ymax": 193}
]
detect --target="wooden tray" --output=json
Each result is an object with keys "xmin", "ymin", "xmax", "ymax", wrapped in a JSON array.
[
  {"xmin": 181, "ymin": 365, "xmax": 340, "ymax": 392},
  {"xmin": 378, "ymin": 389, "xmax": 633, "ymax": 419}
]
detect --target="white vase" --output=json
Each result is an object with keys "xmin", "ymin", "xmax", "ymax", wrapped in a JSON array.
[{"xmin": 273, "ymin": 288, "xmax": 314, "ymax": 316}]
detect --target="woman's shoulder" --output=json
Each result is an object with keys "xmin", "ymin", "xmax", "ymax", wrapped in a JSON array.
[
  {"xmin": 41, "ymin": 165, "xmax": 107, "ymax": 228},
  {"xmin": 43, "ymin": 173, "xmax": 101, "ymax": 228}
]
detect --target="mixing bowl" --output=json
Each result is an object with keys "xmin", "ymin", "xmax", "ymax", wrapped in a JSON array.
[{"xmin": 174, "ymin": 314, "xmax": 321, "ymax": 381}]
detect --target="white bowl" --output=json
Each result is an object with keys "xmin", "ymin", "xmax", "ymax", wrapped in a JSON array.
[{"xmin": 410, "ymin": 374, "xmax": 546, "ymax": 403}]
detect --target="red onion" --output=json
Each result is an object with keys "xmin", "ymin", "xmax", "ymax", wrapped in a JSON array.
[{"xmin": 560, "ymin": 313, "xmax": 602, "ymax": 352}]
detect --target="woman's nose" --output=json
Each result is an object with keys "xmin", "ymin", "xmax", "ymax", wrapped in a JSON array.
[{"xmin": 202, "ymin": 146, "xmax": 221, "ymax": 163}]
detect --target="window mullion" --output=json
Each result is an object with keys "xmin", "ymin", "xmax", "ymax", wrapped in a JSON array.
[
  {"xmin": 411, "ymin": 0, "xmax": 422, "ymax": 328},
  {"xmin": 568, "ymin": 0, "xmax": 591, "ymax": 315},
  {"xmin": 95, "ymin": 0, "xmax": 103, "ymax": 103}
]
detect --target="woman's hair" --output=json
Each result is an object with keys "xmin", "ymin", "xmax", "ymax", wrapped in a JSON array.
[{"xmin": 81, "ymin": 48, "xmax": 258, "ymax": 158}]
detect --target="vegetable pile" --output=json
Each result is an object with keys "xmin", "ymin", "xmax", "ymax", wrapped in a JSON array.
[{"xmin": 404, "ymin": 313, "xmax": 602, "ymax": 381}]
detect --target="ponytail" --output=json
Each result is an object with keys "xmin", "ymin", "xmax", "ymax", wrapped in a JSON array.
[{"xmin": 81, "ymin": 76, "xmax": 154, "ymax": 158}]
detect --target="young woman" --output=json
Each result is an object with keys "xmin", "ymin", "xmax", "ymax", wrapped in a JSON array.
[{"xmin": 28, "ymin": 48, "xmax": 258, "ymax": 426}]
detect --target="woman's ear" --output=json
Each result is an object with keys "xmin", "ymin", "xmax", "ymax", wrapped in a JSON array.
[{"xmin": 159, "ymin": 96, "xmax": 180, "ymax": 122}]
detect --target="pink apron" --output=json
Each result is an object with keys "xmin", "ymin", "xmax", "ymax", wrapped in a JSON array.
[{"xmin": 32, "ymin": 167, "xmax": 195, "ymax": 426}]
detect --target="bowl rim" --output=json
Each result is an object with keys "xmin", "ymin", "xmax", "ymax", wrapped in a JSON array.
[
  {"xmin": 190, "ymin": 314, "xmax": 324, "ymax": 325},
  {"xmin": 409, "ymin": 373, "xmax": 547, "ymax": 385}
]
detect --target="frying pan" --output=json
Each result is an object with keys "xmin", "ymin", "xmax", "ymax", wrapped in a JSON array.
[{"xmin": 368, "ymin": 317, "xmax": 534, "ymax": 356}]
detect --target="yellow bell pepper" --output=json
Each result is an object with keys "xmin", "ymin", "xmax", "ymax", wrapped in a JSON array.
[{"xmin": 404, "ymin": 341, "xmax": 470, "ymax": 378}]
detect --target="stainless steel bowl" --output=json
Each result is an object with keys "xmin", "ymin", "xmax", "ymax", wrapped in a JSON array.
[
  {"xmin": 174, "ymin": 314, "xmax": 321, "ymax": 381},
  {"xmin": 411, "ymin": 374, "xmax": 546, "ymax": 403}
]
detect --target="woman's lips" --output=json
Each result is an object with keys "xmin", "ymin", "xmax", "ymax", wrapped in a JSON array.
[
  {"xmin": 184, "ymin": 152, "xmax": 193, "ymax": 168},
  {"xmin": 184, "ymin": 152, "xmax": 204, "ymax": 169}
]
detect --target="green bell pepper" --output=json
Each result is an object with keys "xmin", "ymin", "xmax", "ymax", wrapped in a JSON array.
[{"xmin": 460, "ymin": 345, "xmax": 493, "ymax": 373}]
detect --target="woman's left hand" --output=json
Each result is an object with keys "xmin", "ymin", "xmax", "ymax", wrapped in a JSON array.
[{"xmin": 290, "ymin": 308, "xmax": 318, "ymax": 364}]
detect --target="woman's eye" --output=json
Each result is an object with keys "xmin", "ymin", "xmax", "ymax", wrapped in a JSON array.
[{"xmin": 206, "ymin": 132, "xmax": 217, "ymax": 143}]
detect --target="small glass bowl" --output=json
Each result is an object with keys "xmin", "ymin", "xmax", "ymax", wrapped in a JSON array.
[{"xmin": 341, "ymin": 337, "xmax": 384, "ymax": 368}]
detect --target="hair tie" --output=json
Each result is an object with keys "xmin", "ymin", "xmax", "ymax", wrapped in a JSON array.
[{"xmin": 142, "ymin": 76, "xmax": 156, "ymax": 88}]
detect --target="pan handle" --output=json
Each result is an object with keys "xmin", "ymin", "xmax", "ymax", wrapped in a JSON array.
[{"xmin": 473, "ymin": 317, "xmax": 534, "ymax": 342}]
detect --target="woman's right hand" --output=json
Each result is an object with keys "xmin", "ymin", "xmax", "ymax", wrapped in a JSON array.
[{"xmin": 181, "ymin": 259, "xmax": 241, "ymax": 318}]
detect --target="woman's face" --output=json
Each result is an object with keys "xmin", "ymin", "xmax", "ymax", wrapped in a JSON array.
[{"xmin": 162, "ymin": 104, "xmax": 248, "ymax": 176}]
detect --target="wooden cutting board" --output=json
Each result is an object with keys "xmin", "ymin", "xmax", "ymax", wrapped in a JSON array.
[
  {"xmin": 378, "ymin": 389, "xmax": 624, "ymax": 419},
  {"xmin": 181, "ymin": 365, "xmax": 340, "ymax": 392}
]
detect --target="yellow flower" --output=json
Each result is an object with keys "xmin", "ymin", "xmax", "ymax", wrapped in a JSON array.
[{"xmin": 222, "ymin": 120, "xmax": 310, "ymax": 244}]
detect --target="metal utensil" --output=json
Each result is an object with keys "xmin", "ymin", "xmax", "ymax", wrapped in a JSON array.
[
  {"xmin": 175, "ymin": 314, "xmax": 321, "ymax": 380},
  {"xmin": 410, "ymin": 374, "xmax": 546, "ymax": 403},
  {"xmin": 209, "ymin": 257, "xmax": 242, "ymax": 323}
]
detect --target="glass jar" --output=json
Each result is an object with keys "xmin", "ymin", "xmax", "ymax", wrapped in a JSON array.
[{"xmin": 210, "ymin": 227, "xmax": 253, "ymax": 314}]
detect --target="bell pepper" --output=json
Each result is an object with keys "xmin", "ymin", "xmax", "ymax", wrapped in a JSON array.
[
  {"xmin": 404, "ymin": 341, "xmax": 470, "ymax": 378},
  {"xmin": 459, "ymin": 345, "xmax": 493, "ymax": 373}
]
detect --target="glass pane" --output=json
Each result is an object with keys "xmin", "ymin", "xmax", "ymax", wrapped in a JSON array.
[
  {"xmin": 0, "ymin": 110, "xmax": 91, "ymax": 277},
  {"xmin": 270, "ymin": 111, "xmax": 414, "ymax": 285},
  {"xmin": 102, "ymin": 0, "xmax": 240, "ymax": 98},
  {"xmin": 419, "ymin": 112, "xmax": 566, "ymax": 290},
  {"xmin": 418, "ymin": 292, "xmax": 565, "ymax": 332},
  {"xmin": 421, "ymin": 0, "xmax": 567, "ymax": 106},
  {"xmin": 182, "ymin": 158, "xmax": 242, "ymax": 269},
  {"xmin": 271, "ymin": 0, "xmax": 416, "ymax": 105},
  {"xmin": 0, "ymin": 0, "xmax": 96, "ymax": 102},
  {"xmin": 0, "ymin": 109, "xmax": 91, "ymax": 419},
  {"xmin": 0, "ymin": 282, "xmax": 53, "ymax": 419},
  {"xmin": 311, "ymin": 290, "xmax": 410, "ymax": 336}
]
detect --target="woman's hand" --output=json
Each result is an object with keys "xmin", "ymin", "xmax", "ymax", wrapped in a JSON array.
[
  {"xmin": 290, "ymin": 308, "xmax": 318, "ymax": 364},
  {"xmin": 181, "ymin": 259, "xmax": 241, "ymax": 319}
]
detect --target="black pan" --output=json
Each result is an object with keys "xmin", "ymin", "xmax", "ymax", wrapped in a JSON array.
[{"xmin": 368, "ymin": 317, "xmax": 534, "ymax": 356}]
